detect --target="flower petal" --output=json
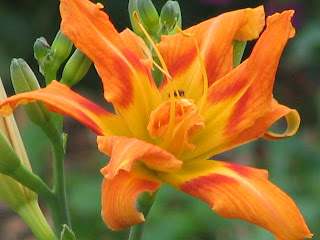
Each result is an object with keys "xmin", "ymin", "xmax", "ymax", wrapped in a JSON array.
[
  {"xmin": 101, "ymin": 164, "xmax": 161, "ymax": 230},
  {"xmin": 159, "ymin": 160, "xmax": 312, "ymax": 240},
  {"xmin": 186, "ymin": 10, "xmax": 296, "ymax": 160},
  {"xmin": 98, "ymin": 136, "xmax": 182, "ymax": 179},
  {"xmin": 119, "ymin": 28, "xmax": 152, "ymax": 61},
  {"xmin": 263, "ymin": 107, "xmax": 300, "ymax": 140},
  {"xmin": 0, "ymin": 81, "xmax": 127, "ymax": 136},
  {"xmin": 60, "ymin": 0, "xmax": 161, "ymax": 140},
  {"xmin": 157, "ymin": 6, "xmax": 265, "ymax": 101},
  {"xmin": 223, "ymin": 101, "xmax": 300, "ymax": 152}
]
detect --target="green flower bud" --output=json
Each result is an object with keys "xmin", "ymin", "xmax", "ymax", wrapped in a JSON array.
[
  {"xmin": 34, "ymin": 30, "xmax": 73, "ymax": 83},
  {"xmin": 128, "ymin": 0, "xmax": 159, "ymax": 39},
  {"xmin": 10, "ymin": 58, "xmax": 52, "ymax": 127},
  {"xmin": 137, "ymin": 0, "xmax": 159, "ymax": 35},
  {"xmin": 51, "ymin": 30, "xmax": 73, "ymax": 68},
  {"xmin": 33, "ymin": 37, "xmax": 52, "ymax": 63},
  {"xmin": 60, "ymin": 49, "xmax": 92, "ymax": 87},
  {"xmin": 0, "ymin": 78, "xmax": 36, "ymax": 209},
  {"xmin": 158, "ymin": 0, "xmax": 182, "ymax": 35},
  {"xmin": 0, "ymin": 80, "xmax": 56, "ymax": 240},
  {"xmin": 33, "ymin": 37, "xmax": 55, "ymax": 76},
  {"xmin": 0, "ymin": 131, "xmax": 21, "ymax": 175}
]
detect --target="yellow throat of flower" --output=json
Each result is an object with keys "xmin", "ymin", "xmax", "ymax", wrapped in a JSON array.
[
  {"xmin": 147, "ymin": 98, "xmax": 204, "ymax": 153},
  {"xmin": 134, "ymin": 12, "xmax": 207, "ymax": 155}
]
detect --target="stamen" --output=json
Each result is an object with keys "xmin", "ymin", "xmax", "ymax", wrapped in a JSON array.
[
  {"xmin": 151, "ymin": 59, "xmax": 173, "ymax": 81},
  {"xmin": 133, "ymin": 12, "xmax": 170, "ymax": 75},
  {"xmin": 133, "ymin": 12, "xmax": 180, "ymax": 147},
  {"xmin": 133, "ymin": 12, "xmax": 180, "ymax": 99},
  {"xmin": 175, "ymin": 26, "xmax": 209, "ymax": 113}
]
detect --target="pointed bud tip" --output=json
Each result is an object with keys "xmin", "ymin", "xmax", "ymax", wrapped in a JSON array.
[
  {"xmin": 159, "ymin": 0, "xmax": 182, "ymax": 35},
  {"xmin": 33, "ymin": 37, "xmax": 52, "ymax": 62},
  {"xmin": 9, "ymin": 58, "xmax": 52, "ymax": 127},
  {"xmin": 50, "ymin": 30, "xmax": 73, "ymax": 66}
]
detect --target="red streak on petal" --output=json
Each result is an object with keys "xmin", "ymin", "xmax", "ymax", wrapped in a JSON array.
[
  {"xmin": 180, "ymin": 173, "xmax": 236, "ymax": 205},
  {"xmin": 225, "ymin": 162, "xmax": 252, "ymax": 177},
  {"xmin": 45, "ymin": 103, "xmax": 103, "ymax": 135},
  {"xmin": 224, "ymin": 90, "xmax": 250, "ymax": 134},
  {"xmin": 76, "ymin": 97, "xmax": 112, "ymax": 117},
  {"xmin": 207, "ymin": 73, "xmax": 248, "ymax": 105},
  {"xmin": 104, "ymin": 53, "xmax": 134, "ymax": 108},
  {"xmin": 170, "ymin": 50, "xmax": 197, "ymax": 78}
]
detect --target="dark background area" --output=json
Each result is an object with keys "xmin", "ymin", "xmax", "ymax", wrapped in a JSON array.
[{"xmin": 0, "ymin": 0, "xmax": 319, "ymax": 239}]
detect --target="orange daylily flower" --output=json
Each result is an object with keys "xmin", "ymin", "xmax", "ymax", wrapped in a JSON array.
[{"xmin": 0, "ymin": 0, "xmax": 312, "ymax": 239}]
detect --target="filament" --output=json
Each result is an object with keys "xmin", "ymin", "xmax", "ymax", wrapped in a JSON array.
[
  {"xmin": 133, "ymin": 12, "xmax": 182, "ymax": 148},
  {"xmin": 175, "ymin": 26, "xmax": 208, "ymax": 113}
]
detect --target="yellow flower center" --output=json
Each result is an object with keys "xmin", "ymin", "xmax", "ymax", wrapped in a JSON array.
[{"xmin": 147, "ymin": 98, "xmax": 204, "ymax": 154}]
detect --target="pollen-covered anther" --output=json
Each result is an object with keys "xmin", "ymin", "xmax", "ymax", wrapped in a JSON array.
[{"xmin": 147, "ymin": 99, "xmax": 204, "ymax": 152}]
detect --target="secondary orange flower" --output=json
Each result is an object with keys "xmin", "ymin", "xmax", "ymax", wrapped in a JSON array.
[{"xmin": 0, "ymin": 0, "xmax": 312, "ymax": 239}]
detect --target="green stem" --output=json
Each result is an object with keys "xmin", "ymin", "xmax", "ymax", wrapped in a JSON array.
[
  {"xmin": 42, "ymin": 119, "xmax": 71, "ymax": 233},
  {"xmin": 41, "ymin": 46, "xmax": 71, "ymax": 233},
  {"xmin": 151, "ymin": 55, "xmax": 163, "ymax": 87},
  {"xmin": 129, "ymin": 223, "xmax": 145, "ymax": 240},
  {"xmin": 44, "ymin": 71, "xmax": 57, "ymax": 85},
  {"xmin": 128, "ymin": 192, "xmax": 157, "ymax": 240},
  {"xmin": 233, "ymin": 40, "xmax": 247, "ymax": 68},
  {"xmin": 18, "ymin": 200, "xmax": 57, "ymax": 240},
  {"xmin": 52, "ymin": 137, "xmax": 71, "ymax": 231}
]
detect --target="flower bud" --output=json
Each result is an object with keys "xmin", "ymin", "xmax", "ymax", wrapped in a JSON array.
[
  {"xmin": 51, "ymin": 30, "xmax": 73, "ymax": 68},
  {"xmin": 0, "ymin": 78, "xmax": 36, "ymax": 210},
  {"xmin": 60, "ymin": 49, "xmax": 92, "ymax": 87},
  {"xmin": 33, "ymin": 37, "xmax": 55, "ymax": 76},
  {"xmin": 10, "ymin": 58, "xmax": 52, "ymax": 127},
  {"xmin": 34, "ymin": 30, "xmax": 73, "ymax": 82},
  {"xmin": 0, "ymin": 131, "xmax": 21, "ymax": 175},
  {"xmin": 0, "ymin": 80, "xmax": 56, "ymax": 240},
  {"xmin": 33, "ymin": 37, "xmax": 52, "ymax": 63},
  {"xmin": 128, "ymin": 0, "xmax": 159, "ymax": 38},
  {"xmin": 158, "ymin": 0, "xmax": 182, "ymax": 35}
]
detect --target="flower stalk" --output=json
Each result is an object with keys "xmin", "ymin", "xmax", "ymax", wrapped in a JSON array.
[
  {"xmin": 233, "ymin": 40, "xmax": 247, "ymax": 67},
  {"xmin": 9, "ymin": 56, "xmax": 72, "ymax": 233},
  {"xmin": 128, "ymin": 192, "xmax": 157, "ymax": 240},
  {"xmin": 18, "ymin": 200, "xmax": 57, "ymax": 240},
  {"xmin": 33, "ymin": 30, "xmax": 74, "ymax": 232}
]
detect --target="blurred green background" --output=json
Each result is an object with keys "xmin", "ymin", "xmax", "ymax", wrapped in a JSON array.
[{"xmin": 0, "ymin": 0, "xmax": 319, "ymax": 239}]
